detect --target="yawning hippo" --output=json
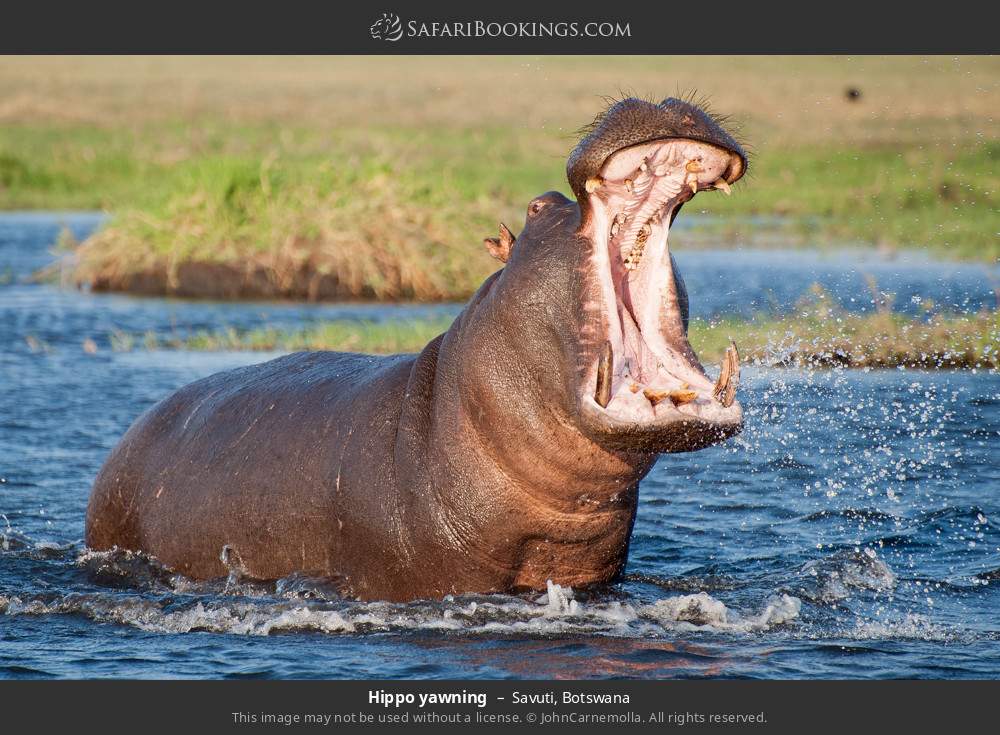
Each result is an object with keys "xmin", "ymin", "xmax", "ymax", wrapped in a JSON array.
[{"xmin": 86, "ymin": 96, "xmax": 747, "ymax": 601}]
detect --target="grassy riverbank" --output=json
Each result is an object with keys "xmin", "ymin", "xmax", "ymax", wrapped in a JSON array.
[
  {"xmin": 108, "ymin": 317, "xmax": 455, "ymax": 355},
  {"xmin": 103, "ymin": 305, "xmax": 1000, "ymax": 370},
  {"xmin": 2, "ymin": 56, "xmax": 997, "ymax": 300}
]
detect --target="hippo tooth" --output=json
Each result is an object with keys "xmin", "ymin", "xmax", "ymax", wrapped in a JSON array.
[
  {"xmin": 616, "ymin": 212, "xmax": 628, "ymax": 224},
  {"xmin": 642, "ymin": 388, "xmax": 669, "ymax": 406},
  {"xmin": 624, "ymin": 178, "xmax": 634, "ymax": 194},
  {"xmin": 585, "ymin": 176, "xmax": 603, "ymax": 193},
  {"xmin": 668, "ymin": 389, "xmax": 698, "ymax": 405},
  {"xmin": 685, "ymin": 160, "xmax": 704, "ymax": 173},
  {"xmin": 595, "ymin": 341, "xmax": 613, "ymax": 408},
  {"xmin": 713, "ymin": 178, "xmax": 732, "ymax": 195},
  {"xmin": 687, "ymin": 174, "xmax": 698, "ymax": 194},
  {"xmin": 712, "ymin": 341, "xmax": 741, "ymax": 407},
  {"xmin": 610, "ymin": 222, "xmax": 620, "ymax": 237},
  {"xmin": 639, "ymin": 161, "xmax": 648, "ymax": 172}
]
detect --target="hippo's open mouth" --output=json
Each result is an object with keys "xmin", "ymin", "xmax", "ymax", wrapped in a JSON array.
[{"xmin": 578, "ymin": 137, "xmax": 745, "ymax": 449}]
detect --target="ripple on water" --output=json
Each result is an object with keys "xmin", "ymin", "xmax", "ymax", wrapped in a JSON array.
[{"xmin": 2, "ymin": 214, "xmax": 999, "ymax": 678}]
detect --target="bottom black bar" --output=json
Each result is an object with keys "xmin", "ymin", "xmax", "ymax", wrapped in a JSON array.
[{"xmin": 1, "ymin": 680, "xmax": 996, "ymax": 733}]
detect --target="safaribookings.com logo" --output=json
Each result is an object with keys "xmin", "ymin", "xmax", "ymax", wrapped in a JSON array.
[
  {"xmin": 370, "ymin": 13, "xmax": 404, "ymax": 41},
  {"xmin": 370, "ymin": 13, "xmax": 630, "ymax": 42}
]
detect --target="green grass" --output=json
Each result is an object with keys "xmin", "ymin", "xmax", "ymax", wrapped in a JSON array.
[
  {"xmin": 109, "ymin": 317, "xmax": 454, "ymax": 354},
  {"xmin": 692, "ymin": 307, "xmax": 1000, "ymax": 369},
  {"xmin": 49, "ymin": 125, "xmax": 555, "ymax": 299},
  {"xmin": 697, "ymin": 143, "xmax": 999, "ymax": 259},
  {"xmin": 24, "ymin": 126, "xmax": 995, "ymax": 300},
  {"xmin": 2, "ymin": 56, "xmax": 997, "ymax": 300},
  {"xmin": 102, "ymin": 301, "xmax": 1000, "ymax": 371}
]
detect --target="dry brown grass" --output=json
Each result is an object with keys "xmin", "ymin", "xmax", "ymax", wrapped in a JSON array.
[
  {"xmin": 2, "ymin": 55, "xmax": 997, "ymax": 145},
  {"xmin": 68, "ymin": 168, "xmax": 502, "ymax": 300}
]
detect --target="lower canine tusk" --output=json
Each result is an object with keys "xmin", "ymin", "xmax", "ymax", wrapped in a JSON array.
[
  {"xmin": 713, "ymin": 341, "xmax": 740, "ymax": 408},
  {"xmin": 713, "ymin": 178, "xmax": 732, "ymax": 195},
  {"xmin": 595, "ymin": 341, "xmax": 613, "ymax": 408}
]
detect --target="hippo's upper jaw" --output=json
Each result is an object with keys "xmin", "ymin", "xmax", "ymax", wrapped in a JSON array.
[{"xmin": 570, "ymin": 98, "xmax": 747, "ymax": 453}]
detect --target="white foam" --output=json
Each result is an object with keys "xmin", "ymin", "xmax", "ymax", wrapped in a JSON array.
[
  {"xmin": 0, "ymin": 580, "xmax": 801, "ymax": 639},
  {"xmin": 640, "ymin": 592, "xmax": 801, "ymax": 633},
  {"xmin": 538, "ymin": 580, "xmax": 580, "ymax": 616},
  {"xmin": 847, "ymin": 613, "xmax": 958, "ymax": 643},
  {"xmin": 800, "ymin": 550, "xmax": 897, "ymax": 603}
]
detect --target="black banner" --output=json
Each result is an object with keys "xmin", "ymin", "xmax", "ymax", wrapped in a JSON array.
[
  {"xmin": 1, "ymin": 679, "xmax": 998, "ymax": 732},
  {"xmin": 1, "ymin": 0, "xmax": 997, "ymax": 53}
]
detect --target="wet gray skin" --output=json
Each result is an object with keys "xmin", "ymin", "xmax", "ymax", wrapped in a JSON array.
[{"xmin": 86, "ymin": 97, "xmax": 748, "ymax": 602}]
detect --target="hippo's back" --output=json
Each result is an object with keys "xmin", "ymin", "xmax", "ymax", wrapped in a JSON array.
[{"xmin": 85, "ymin": 349, "xmax": 417, "ymax": 580}]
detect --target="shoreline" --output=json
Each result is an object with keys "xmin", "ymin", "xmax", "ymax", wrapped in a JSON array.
[
  {"xmin": 94, "ymin": 308, "xmax": 1000, "ymax": 371},
  {"xmin": 38, "ymin": 214, "xmax": 997, "ymax": 304},
  {"xmin": 13, "ymin": 132, "xmax": 999, "ymax": 303}
]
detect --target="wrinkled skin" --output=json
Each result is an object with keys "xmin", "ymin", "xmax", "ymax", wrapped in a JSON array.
[{"xmin": 86, "ymin": 96, "xmax": 748, "ymax": 602}]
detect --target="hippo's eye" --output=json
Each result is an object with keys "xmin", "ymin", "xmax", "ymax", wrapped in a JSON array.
[{"xmin": 528, "ymin": 198, "xmax": 548, "ymax": 216}]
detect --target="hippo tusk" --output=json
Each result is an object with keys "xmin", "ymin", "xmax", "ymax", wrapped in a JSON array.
[
  {"xmin": 713, "ymin": 178, "xmax": 732, "ymax": 196},
  {"xmin": 595, "ymin": 341, "xmax": 613, "ymax": 408},
  {"xmin": 713, "ymin": 341, "xmax": 740, "ymax": 408},
  {"xmin": 585, "ymin": 176, "xmax": 604, "ymax": 193}
]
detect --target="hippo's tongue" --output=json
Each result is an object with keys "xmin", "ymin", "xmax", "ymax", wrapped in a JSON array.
[{"xmin": 585, "ymin": 137, "xmax": 741, "ymax": 423}]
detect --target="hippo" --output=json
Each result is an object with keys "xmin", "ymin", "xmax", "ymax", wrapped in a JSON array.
[{"xmin": 85, "ymin": 96, "xmax": 747, "ymax": 602}]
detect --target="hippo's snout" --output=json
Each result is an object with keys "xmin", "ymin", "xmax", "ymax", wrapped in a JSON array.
[{"xmin": 567, "ymin": 96, "xmax": 747, "ymax": 202}]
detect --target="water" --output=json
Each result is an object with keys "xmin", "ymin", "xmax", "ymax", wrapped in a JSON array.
[{"xmin": 1, "ymin": 213, "xmax": 998, "ymax": 679}]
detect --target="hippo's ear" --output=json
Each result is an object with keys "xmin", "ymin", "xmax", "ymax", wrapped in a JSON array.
[
  {"xmin": 484, "ymin": 223, "xmax": 517, "ymax": 263},
  {"xmin": 484, "ymin": 237, "xmax": 505, "ymax": 261}
]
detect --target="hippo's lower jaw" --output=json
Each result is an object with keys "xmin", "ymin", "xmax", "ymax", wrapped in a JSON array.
[{"xmin": 578, "ymin": 137, "xmax": 744, "ymax": 453}]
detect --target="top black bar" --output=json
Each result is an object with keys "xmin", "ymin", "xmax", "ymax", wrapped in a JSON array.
[{"xmin": 2, "ymin": 0, "xmax": 998, "ymax": 54}]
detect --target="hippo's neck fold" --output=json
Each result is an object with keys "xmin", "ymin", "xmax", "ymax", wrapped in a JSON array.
[{"xmin": 395, "ymin": 265, "xmax": 655, "ymax": 592}]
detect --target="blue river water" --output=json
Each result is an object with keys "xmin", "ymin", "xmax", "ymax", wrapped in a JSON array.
[{"xmin": 1, "ymin": 213, "xmax": 998, "ymax": 678}]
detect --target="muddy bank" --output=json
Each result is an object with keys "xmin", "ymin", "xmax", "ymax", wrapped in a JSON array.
[{"xmin": 81, "ymin": 260, "xmax": 480, "ymax": 302}]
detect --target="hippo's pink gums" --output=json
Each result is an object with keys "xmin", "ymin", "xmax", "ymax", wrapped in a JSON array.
[{"xmin": 86, "ymin": 96, "xmax": 748, "ymax": 601}]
